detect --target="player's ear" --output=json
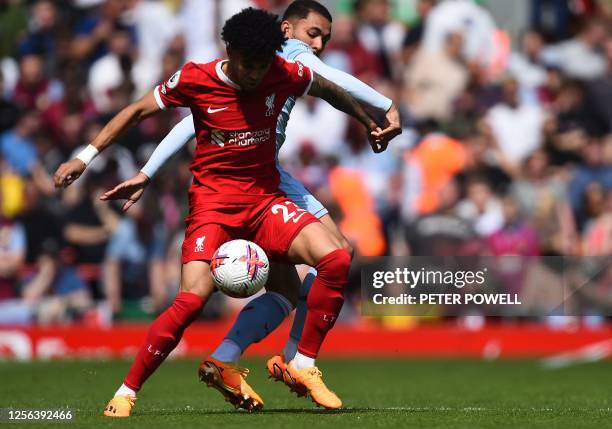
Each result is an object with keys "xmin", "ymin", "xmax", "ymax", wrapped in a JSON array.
[{"xmin": 280, "ymin": 20, "xmax": 293, "ymax": 37}]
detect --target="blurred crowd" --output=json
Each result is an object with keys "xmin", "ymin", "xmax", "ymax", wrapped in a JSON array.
[{"xmin": 0, "ymin": 0, "xmax": 611, "ymax": 326}]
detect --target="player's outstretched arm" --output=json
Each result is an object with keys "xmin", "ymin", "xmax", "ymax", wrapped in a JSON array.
[
  {"xmin": 296, "ymin": 53, "xmax": 401, "ymax": 143},
  {"xmin": 307, "ymin": 73, "xmax": 386, "ymax": 153},
  {"xmin": 53, "ymin": 91, "xmax": 162, "ymax": 189}
]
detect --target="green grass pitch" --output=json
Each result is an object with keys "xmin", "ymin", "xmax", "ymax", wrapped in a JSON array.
[{"xmin": 1, "ymin": 358, "xmax": 610, "ymax": 428}]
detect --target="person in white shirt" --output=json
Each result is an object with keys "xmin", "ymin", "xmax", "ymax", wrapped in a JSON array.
[
  {"xmin": 540, "ymin": 19, "xmax": 608, "ymax": 81},
  {"xmin": 485, "ymin": 77, "xmax": 546, "ymax": 166}
]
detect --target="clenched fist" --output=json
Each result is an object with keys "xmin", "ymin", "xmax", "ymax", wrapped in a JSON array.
[{"xmin": 54, "ymin": 159, "xmax": 87, "ymax": 189}]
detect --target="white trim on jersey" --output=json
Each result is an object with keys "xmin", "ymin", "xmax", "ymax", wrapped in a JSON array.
[
  {"xmin": 215, "ymin": 60, "xmax": 241, "ymax": 89},
  {"xmin": 153, "ymin": 86, "xmax": 167, "ymax": 110},
  {"xmin": 285, "ymin": 58, "xmax": 315, "ymax": 97},
  {"xmin": 302, "ymin": 66, "xmax": 314, "ymax": 97}
]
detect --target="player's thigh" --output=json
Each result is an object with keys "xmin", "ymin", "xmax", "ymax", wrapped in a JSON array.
[
  {"xmin": 181, "ymin": 217, "xmax": 233, "ymax": 299},
  {"xmin": 180, "ymin": 260, "xmax": 216, "ymax": 300},
  {"xmin": 319, "ymin": 214, "xmax": 353, "ymax": 257},
  {"xmin": 265, "ymin": 262, "xmax": 300, "ymax": 307},
  {"xmin": 287, "ymin": 221, "xmax": 344, "ymax": 267},
  {"xmin": 182, "ymin": 213, "xmax": 233, "ymax": 264},
  {"xmin": 253, "ymin": 197, "xmax": 341, "ymax": 267}
]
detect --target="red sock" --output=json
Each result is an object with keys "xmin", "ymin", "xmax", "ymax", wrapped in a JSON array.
[
  {"xmin": 124, "ymin": 292, "xmax": 204, "ymax": 391},
  {"xmin": 297, "ymin": 249, "xmax": 351, "ymax": 358}
]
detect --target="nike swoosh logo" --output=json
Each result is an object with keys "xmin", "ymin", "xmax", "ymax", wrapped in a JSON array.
[{"xmin": 208, "ymin": 106, "xmax": 228, "ymax": 114}]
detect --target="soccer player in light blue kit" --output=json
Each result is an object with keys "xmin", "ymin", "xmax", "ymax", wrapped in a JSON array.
[{"xmin": 101, "ymin": 0, "xmax": 401, "ymax": 410}]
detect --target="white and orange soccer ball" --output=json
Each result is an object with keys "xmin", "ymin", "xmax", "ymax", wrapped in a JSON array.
[{"xmin": 210, "ymin": 239, "xmax": 269, "ymax": 298}]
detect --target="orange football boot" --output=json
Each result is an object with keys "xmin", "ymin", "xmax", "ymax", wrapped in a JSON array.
[
  {"xmin": 103, "ymin": 395, "xmax": 136, "ymax": 417},
  {"xmin": 286, "ymin": 361, "xmax": 342, "ymax": 409},
  {"xmin": 199, "ymin": 357, "xmax": 264, "ymax": 411},
  {"xmin": 266, "ymin": 354, "xmax": 307, "ymax": 397}
]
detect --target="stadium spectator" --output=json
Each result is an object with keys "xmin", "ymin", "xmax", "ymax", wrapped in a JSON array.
[
  {"xmin": 353, "ymin": 0, "xmax": 405, "ymax": 81},
  {"xmin": 13, "ymin": 54, "xmax": 63, "ymax": 113},
  {"xmin": 87, "ymin": 27, "xmax": 135, "ymax": 113},
  {"xmin": 540, "ymin": 18, "xmax": 608, "ymax": 80},
  {"xmin": 405, "ymin": 177, "xmax": 476, "ymax": 256},
  {"xmin": 400, "ymin": 122, "xmax": 467, "ymax": 221},
  {"xmin": 61, "ymin": 168, "xmax": 120, "ymax": 290},
  {"xmin": 0, "ymin": 110, "xmax": 54, "ymax": 195},
  {"xmin": 19, "ymin": 179, "xmax": 93, "ymax": 323},
  {"xmin": 484, "ymin": 77, "xmax": 547, "ymax": 167},
  {"xmin": 568, "ymin": 137, "xmax": 612, "ymax": 230},
  {"xmin": 0, "ymin": 209, "xmax": 28, "ymax": 324},
  {"xmin": 401, "ymin": 0, "xmax": 437, "ymax": 64},
  {"xmin": 322, "ymin": 14, "xmax": 383, "ymax": 81},
  {"xmin": 421, "ymin": 0, "xmax": 497, "ymax": 70},
  {"xmin": 17, "ymin": 0, "xmax": 59, "ymax": 66},
  {"xmin": 585, "ymin": 36, "xmax": 612, "ymax": 133},
  {"xmin": 510, "ymin": 149, "xmax": 577, "ymax": 255},
  {"xmin": 130, "ymin": 0, "xmax": 181, "ymax": 97},
  {"xmin": 71, "ymin": 0, "xmax": 135, "ymax": 64},
  {"xmin": 103, "ymin": 197, "xmax": 168, "ymax": 315},
  {"xmin": 488, "ymin": 196, "xmax": 540, "ymax": 256},
  {"xmin": 507, "ymin": 30, "xmax": 548, "ymax": 99},
  {"xmin": 403, "ymin": 31, "xmax": 468, "ymax": 122},
  {"xmin": 456, "ymin": 176, "xmax": 504, "ymax": 237},
  {"xmin": 582, "ymin": 188, "xmax": 612, "ymax": 255}
]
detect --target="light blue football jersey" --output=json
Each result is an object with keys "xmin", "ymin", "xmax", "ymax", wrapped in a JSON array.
[{"xmin": 275, "ymin": 39, "xmax": 313, "ymax": 151}]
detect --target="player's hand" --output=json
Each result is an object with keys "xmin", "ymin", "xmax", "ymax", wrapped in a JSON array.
[
  {"xmin": 379, "ymin": 103, "xmax": 402, "ymax": 142},
  {"xmin": 100, "ymin": 172, "xmax": 151, "ymax": 212},
  {"xmin": 368, "ymin": 123, "xmax": 388, "ymax": 154},
  {"xmin": 54, "ymin": 159, "xmax": 87, "ymax": 189}
]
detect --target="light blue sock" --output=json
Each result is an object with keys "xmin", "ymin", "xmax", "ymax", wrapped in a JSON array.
[
  {"xmin": 212, "ymin": 292, "xmax": 293, "ymax": 363},
  {"xmin": 211, "ymin": 339, "xmax": 242, "ymax": 363},
  {"xmin": 283, "ymin": 268, "xmax": 317, "ymax": 361}
]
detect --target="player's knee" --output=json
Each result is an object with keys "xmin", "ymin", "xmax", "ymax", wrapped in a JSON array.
[
  {"xmin": 180, "ymin": 261, "xmax": 217, "ymax": 298},
  {"xmin": 316, "ymin": 248, "xmax": 351, "ymax": 286},
  {"xmin": 180, "ymin": 270, "xmax": 215, "ymax": 299},
  {"xmin": 340, "ymin": 237, "xmax": 354, "ymax": 260}
]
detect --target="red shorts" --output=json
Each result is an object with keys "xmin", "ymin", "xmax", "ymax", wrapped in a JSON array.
[{"xmin": 181, "ymin": 195, "xmax": 319, "ymax": 264}]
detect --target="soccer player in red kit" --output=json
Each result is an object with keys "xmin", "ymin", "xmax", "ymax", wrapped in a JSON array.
[{"xmin": 55, "ymin": 8, "xmax": 383, "ymax": 415}]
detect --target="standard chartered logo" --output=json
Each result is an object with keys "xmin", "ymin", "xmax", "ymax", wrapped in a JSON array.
[{"xmin": 211, "ymin": 128, "xmax": 271, "ymax": 147}]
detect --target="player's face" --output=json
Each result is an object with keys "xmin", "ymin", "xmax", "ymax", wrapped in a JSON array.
[
  {"xmin": 282, "ymin": 12, "xmax": 332, "ymax": 57},
  {"xmin": 227, "ymin": 50, "xmax": 274, "ymax": 91}
]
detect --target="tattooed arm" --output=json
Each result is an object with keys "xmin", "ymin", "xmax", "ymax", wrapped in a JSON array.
[{"xmin": 307, "ymin": 72, "xmax": 386, "ymax": 153}]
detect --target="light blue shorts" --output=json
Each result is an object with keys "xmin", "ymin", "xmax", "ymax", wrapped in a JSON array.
[{"xmin": 278, "ymin": 165, "xmax": 328, "ymax": 219}]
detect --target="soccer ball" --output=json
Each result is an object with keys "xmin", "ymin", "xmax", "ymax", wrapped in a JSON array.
[{"xmin": 210, "ymin": 239, "xmax": 269, "ymax": 298}]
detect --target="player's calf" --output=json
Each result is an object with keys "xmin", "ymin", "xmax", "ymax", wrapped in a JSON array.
[{"xmin": 296, "ymin": 248, "xmax": 351, "ymax": 359}]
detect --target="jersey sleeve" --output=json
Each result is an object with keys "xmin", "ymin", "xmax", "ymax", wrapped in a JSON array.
[
  {"xmin": 153, "ymin": 62, "xmax": 199, "ymax": 110},
  {"xmin": 279, "ymin": 38, "xmax": 313, "ymax": 61},
  {"xmin": 141, "ymin": 115, "xmax": 196, "ymax": 179},
  {"xmin": 282, "ymin": 59, "xmax": 314, "ymax": 97},
  {"xmin": 294, "ymin": 50, "xmax": 393, "ymax": 111}
]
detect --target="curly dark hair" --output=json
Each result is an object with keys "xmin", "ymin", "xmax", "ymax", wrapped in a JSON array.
[
  {"xmin": 282, "ymin": 0, "xmax": 333, "ymax": 23},
  {"xmin": 221, "ymin": 8, "xmax": 286, "ymax": 62}
]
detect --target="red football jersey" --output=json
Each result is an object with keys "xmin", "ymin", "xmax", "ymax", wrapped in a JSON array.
[{"xmin": 154, "ymin": 57, "xmax": 313, "ymax": 206}]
